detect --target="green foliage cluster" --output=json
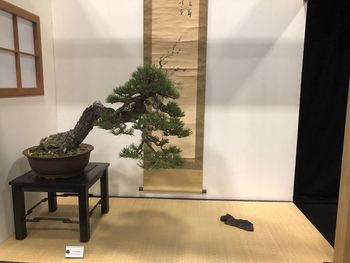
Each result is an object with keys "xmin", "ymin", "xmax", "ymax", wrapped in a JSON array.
[{"xmin": 95, "ymin": 64, "xmax": 191, "ymax": 169}]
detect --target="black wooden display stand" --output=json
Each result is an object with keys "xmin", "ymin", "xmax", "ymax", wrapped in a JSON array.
[{"xmin": 9, "ymin": 162, "xmax": 109, "ymax": 242}]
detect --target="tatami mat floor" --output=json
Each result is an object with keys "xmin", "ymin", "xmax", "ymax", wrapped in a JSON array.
[{"xmin": 0, "ymin": 197, "xmax": 333, "ymax": 263}]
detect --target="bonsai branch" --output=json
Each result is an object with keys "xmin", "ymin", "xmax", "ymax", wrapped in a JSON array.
[{"xmin": 37, "ymin": 64, "xmax": 191, "ymax": 169}]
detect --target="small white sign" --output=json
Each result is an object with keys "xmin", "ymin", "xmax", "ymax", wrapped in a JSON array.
[{"xmin": 65, "ymin": 245, "xmax": 84, "ymax": 258}]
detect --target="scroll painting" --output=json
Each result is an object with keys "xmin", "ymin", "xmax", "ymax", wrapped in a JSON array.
[{"xmin": 143, "ymin": 0, "xmax": 207, "ymax": 193}]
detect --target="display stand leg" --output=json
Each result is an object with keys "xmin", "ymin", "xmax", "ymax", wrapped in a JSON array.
[
  {"xmin": 78, "ymin": 188, "xmax": 90, "ymax": 242},
  {"xmin": 48, "ymin": 192, "xmax": 57, "ymax": 212},
  {"xmin": 12, "ymin": 185, "xmax": 27, "ymax": 240},
  {"xmin": 100, "ymin": 169, "xmax": 109, "ymax": 214}
]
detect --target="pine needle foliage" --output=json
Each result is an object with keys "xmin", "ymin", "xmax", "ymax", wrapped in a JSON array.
[{"xmin": 95, "ymin": 64, "xmax": 191, "ymax": 169}]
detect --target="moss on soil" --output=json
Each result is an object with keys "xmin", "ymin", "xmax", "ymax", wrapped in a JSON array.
[{"xmin": 28, "ymin": 144, "xmax": 91, "ymax": 158}]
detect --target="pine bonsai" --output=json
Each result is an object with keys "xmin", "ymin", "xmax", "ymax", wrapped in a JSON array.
[{"xmin": 35, "ymin": 64, "xmax": 190, "ymax": 169}]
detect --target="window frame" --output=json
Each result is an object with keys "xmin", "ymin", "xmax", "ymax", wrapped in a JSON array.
[{"xmin": 0, "ymin": 0, "xmax": 44, "ymax": 97}]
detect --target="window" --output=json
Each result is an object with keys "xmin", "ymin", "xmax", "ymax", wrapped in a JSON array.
[{"xmin": 0, "ymin": 0, "xmax": 43, "ymax": 97}]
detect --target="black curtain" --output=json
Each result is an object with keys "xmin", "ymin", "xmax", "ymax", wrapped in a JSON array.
[
  {"xmin": 294, "ymin": 0, "xmax": 350, "ymax": 203},
  {"xmin": 293, "ymin": 0, "xmax": 350, "ymax": 245}
]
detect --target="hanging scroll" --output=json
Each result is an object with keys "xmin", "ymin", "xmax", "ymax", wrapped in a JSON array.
[{"xmin": 143, "ymin": 0, "xmax": 208, "ymax": 193}]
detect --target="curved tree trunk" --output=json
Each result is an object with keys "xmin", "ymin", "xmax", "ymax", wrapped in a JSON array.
[{"xmin": 40, "ymin": 102, "xmax": 115, "ymax": 152}]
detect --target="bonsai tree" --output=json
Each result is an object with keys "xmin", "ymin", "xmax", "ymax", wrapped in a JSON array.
[{"xmin": 36, "ymin": 64, "xmax": 190, "ymax": 169}]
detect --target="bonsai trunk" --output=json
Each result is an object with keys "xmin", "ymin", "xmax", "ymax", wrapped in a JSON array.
[{"xmin": 40, "ymin": 102, "xmax": 114, "ymax": 152}]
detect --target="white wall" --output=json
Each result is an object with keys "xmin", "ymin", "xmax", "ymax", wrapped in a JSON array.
[
  {"xmin": 0, "ymin": 0, "xmax": 57, "ymax": 243},
  {"xmin": 52, "ymin": 0, "xmax": 144, "ymax": 196},
  {"xmin": 52, "ymin": 0, "xmax": 305, "ymax": 200},
  {"xmin": 204, "ymin": 0, "xmax": 305, "ymax": 200}
]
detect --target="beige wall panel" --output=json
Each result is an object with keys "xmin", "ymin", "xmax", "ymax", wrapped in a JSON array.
[
  {"xmin": 143, "ymin": 0, "xmax": 207, "ymax": 192},
  {"xmin": 144, "ymin": 168, "xmax": 202, "ymax": 193},
  {"xmin": 151, "ymin": 0, "xmax": 201, "ymax": 157},
  {"xmin": 167, "ymin": 70, "xmax": 198, "ymax": 158}
]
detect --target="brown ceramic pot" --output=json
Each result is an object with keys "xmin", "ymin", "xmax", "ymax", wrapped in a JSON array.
[{"xmin": 23, "ymin": 144, "xmax": 94, "ymax": 179}]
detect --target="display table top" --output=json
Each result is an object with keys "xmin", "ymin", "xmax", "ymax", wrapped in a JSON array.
[{"xmin": 9, "ymin": 162, "xmax": 109, "ymax": 189}]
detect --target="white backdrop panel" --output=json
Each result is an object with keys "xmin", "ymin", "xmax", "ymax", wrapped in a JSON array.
[{"xmin": 52, "ymin": 0, "xmax": 305, "ymax": 200}]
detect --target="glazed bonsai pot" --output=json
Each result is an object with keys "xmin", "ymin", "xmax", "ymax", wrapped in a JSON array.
[{"xmin": 23, "ymin": 144, "xmax": 94, "ymax": 179}]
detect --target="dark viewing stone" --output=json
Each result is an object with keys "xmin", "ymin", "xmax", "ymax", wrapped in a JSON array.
[{"xmin": 220, "ymin": 213, "xmax": 254, "ymax": 232}]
